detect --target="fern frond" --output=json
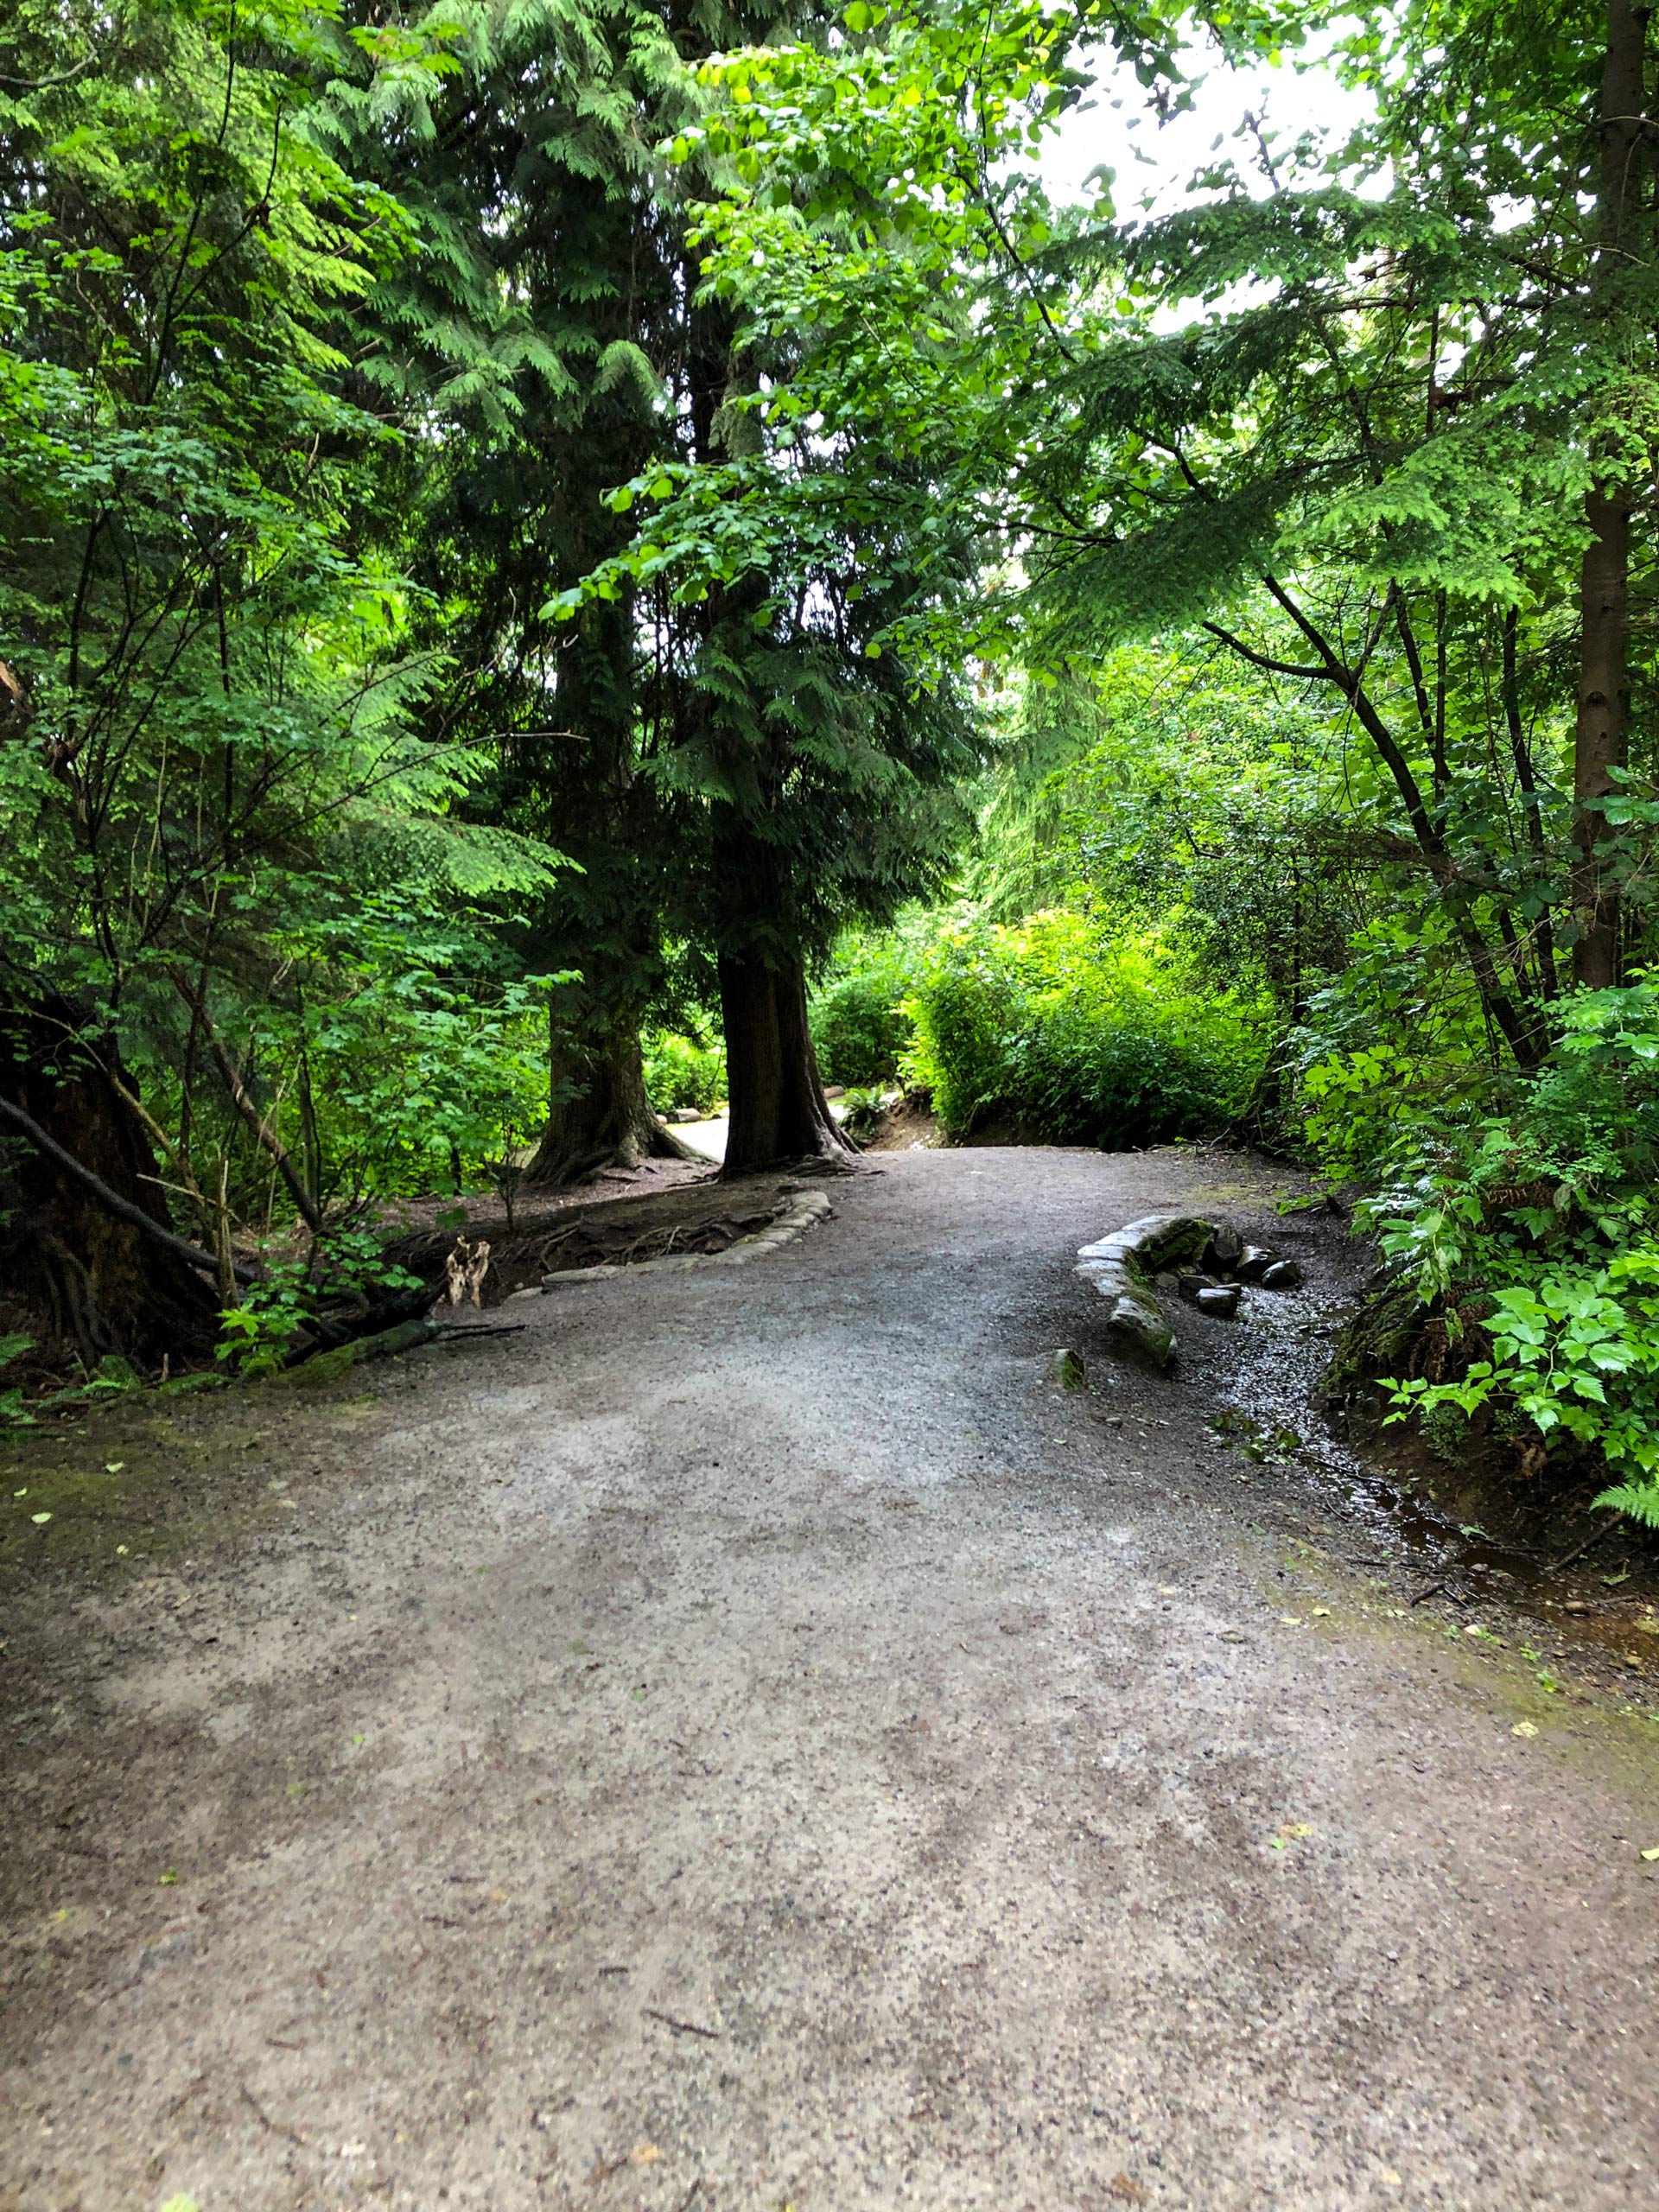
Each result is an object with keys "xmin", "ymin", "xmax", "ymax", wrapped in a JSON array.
[{"xmin": 1592, "ymin": 1486, "xmax": 1657, "ymax": 1528}]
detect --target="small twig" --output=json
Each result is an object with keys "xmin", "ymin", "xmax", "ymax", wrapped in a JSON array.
[
  {"xmin": 675, "ymin": 2182, "xmax": 704, "ymax": 2212},
  {"xmin": 239, "ymin": 2080, "xmax": 308, "ymax": 2147},
  {"xmin": 166, "ymin": 2073, "xmax": 211, "ymax": 2117},
  {"xmin": 1549, "ymin": 1515, "xmax": 1623, "ymax": 1575},
  {"xmin": 1409, "ymin": 1579, "xmax": 1449, "ymax": 1606},
  {"xmin": 641, "ymin": 2005, "xmax": 720, "ymax": 2040},
  {"xmin": 435, "ymin": 1322, "xmax": 525, "ymax": 1341}
]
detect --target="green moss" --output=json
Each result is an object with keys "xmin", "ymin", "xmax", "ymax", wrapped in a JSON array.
[{"xmin": 0, "ymin": 1381, "xmax": 383, "ymax": 1573}]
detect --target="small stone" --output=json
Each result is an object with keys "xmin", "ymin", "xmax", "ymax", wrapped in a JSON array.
[
  {"xmin": 1196, "ymin": 1285, "xmax": 1241, "ymax": 1319},
  {"xmin": 1048, "ymin": 1348, "xmax": 1087, "ymax": 1391},
  {"xmin": 667, "ymin": 1106, "xmax": 702, "ymax": 1124},
  {"xmin": 1236, "ymin": 1246, "xmax": 1274, "ymax": 1281},
  {"xmin": 1261, "ymin": 1259, "xmax": 1304, "ymax": 1290},
  {"xmin": 823, "ymin": 1084, "xmax": 846, "ymax": 1099},
  {"xmin": 1177, "ymin": 1272, "xmax": 1220, "ymax": 1300}
]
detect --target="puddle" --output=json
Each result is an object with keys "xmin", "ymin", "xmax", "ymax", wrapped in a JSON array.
[{"xmin": 1211, "ymin": 1281, "xmax": 1659, "ymax": 1669}]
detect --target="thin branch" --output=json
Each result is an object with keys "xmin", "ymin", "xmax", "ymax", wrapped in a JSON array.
[
  {"xmin": 169, "ymin": 970, "xmax": 322, "ymax": 1232},
  {"xmin": 1198, "ymin": 622, "xmax": 1326, "ymax": 683},
  {"xmin": 0, "ymin": 1096, "xmax": 255, "ymax": 1283}
]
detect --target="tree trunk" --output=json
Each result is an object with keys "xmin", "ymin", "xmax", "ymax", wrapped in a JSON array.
[
  {"xmin": 0, "ymin": 1001, "xmax": 219, "ymax": 1368},
  {"xmin": 524, "ymin": 1020, "xmax": 696, "ymax": 1187},
  {"xmin": 718, "ymin": 952, "xmax": 852, "ymax": 1176},
  {"xmin": 1574, "ymin": 486, "xmax": 1633, "ymax": 988},
  {"xmin": 1573, "ymin": 0, "xmax": 1648, "ymax": 988}
]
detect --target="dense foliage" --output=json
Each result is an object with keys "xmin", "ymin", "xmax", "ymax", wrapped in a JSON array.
[
  {"xmin": 6, "ymin": 0, "xmax": 1659, "ymax": 1523},
  {"xmin": 897, "ymin": 910, "xmax": 1263, "ymax": 1146},
  {"xmin": 605, "ymin": 0, "xmax": 1659, "ymax": 1520}
]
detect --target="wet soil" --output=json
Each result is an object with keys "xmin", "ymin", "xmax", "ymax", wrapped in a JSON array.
[
  {"xmin": 1202, "ymin": 1206, "xmax": 1659, "ymax": 1689},
  {"xmin": 3, "ymin": 1144, "xmax": 1657, "ymax": 2212},
  {"xmin": 862, "ymin": 1096, "xmax": 942, "ymax": 1151}
]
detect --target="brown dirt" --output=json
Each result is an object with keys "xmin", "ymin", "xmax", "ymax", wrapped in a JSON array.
[
  {"xmin": 861, "ymin": 1096, "xmax": 941, "ymax": 1151},
  {"xmin": 3, "ymin": 1144, "xmax": 1657, "ymax": 2211}
]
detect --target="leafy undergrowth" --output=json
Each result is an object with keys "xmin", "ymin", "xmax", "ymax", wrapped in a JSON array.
[
  {"xmin": 901, "ymin": 911, "xmax": 1268, "ymax": 1148},
  {"xmin": 1313, "ymin": 983, "xmax": 1659, "ymax": 1533},
  {"xmin": 0, "ymin": 1167, "xmax": 779, "ymax": 1416}
]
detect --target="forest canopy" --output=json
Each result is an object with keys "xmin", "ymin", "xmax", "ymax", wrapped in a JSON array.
[{"xmin": 4, "ymin": 0, "xmax": 1659, "ymax": 1522}]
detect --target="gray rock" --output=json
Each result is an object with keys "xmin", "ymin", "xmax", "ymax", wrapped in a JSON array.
[
  {"xmin": 1177, "ymin": 1272, "xmax": 1221, "ymax": 1300},
  {"xmin": 667, "ymin": 1106, "xmax": 702, "ymax": 1124},
  {"xmin": 1205, "ymin": 1224, "xmax": 1245, "ymax": 1270},
  {"xmin": 1104, "ymin": 1290, "xmax": 1175, "ymax": 1370},
  {"xmin": 823, "ymin": 1084, "xmax": 846, "ymax": 1099},
  {"xmin": 1104, "ymin": 1214, "xmax": 1216, "ymax": 1273},
  {"xmin": 1195, "ymin": 1284, "xmax": 1241, "ymax": 1319},
  {"xmin": 1077, "ymin": 1235, "xmax": 1132, "ymax": 1267},
  {"xmin": 1261, "ymin": 1258, "xmax": 1304, "ymax": 1290},
  {"xmin": 1075, "ymin": 1256, "xmax": 1134, "ymax": 1300},
  {"xmin": 1048, "ymin": 1347, "xmax": 1087, "ymax": 1391},
  {"xmin": 1236, "ymin": 1245, "xmax": 1274, "ymax": 1282}
]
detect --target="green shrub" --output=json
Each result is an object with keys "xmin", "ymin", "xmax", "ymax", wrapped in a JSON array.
[
  {"xmin": 901, "ymin": 911, "xmax": 1268, "ymax": 1147},
  {"xmin": 809, "ymin": 944, "xmax": 916, "ymax": 1085},
  {"xmin": 642, "ymin": 1030, "xmax": 727, "ymax": 1114},
  {"xmin": 838, "ymin": 1083, "xmax": 892, "ymax": 1141},
  {"xmin": 900, "ymin": 950, "xmax": 1006, "ymax": 1126},
  {"xmin": 1347, "ymin": 982, "xmax": 1659, "ymax": 1522}
]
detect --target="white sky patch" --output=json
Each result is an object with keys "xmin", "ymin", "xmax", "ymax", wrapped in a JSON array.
[{"xmin": 1039, "ymin": 35, "xmax": 1378, "ymax": 219}]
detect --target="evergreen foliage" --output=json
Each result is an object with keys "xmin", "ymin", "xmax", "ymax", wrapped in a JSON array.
[
  {"xmin": 0, "ymin": 0, "xmax": 562, "ymax": 1284},
  {"xmin": 8, "ymin": 0, "xmax": 1659, "ymax": 1519}
]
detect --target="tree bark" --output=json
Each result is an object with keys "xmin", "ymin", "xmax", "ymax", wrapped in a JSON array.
[
  {"xmin": 524, "ymin": 1020, "xmax": 696, "ymax": 1186},
  {"xmin": 1573, "ymin": 0, "xmax": 1649, "ymax": 988},
  {"xmin": 718, "ymin": 952, "xmax": 851, "ymax": 1176},
  {"xmin": 0, "ymin": 1001, "xmax": 219, "ymax": 1367}
]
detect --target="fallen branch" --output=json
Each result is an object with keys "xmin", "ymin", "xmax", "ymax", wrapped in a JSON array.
[
  {"xmin": 0, "ymin": 1095, "xmax": 257, "ymax": 1284},
  {"xmin": 239, "ymin": 2081, "xmax": 308, "ymax": 2149}
]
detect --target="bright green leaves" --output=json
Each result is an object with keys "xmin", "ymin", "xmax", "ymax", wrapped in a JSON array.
[{"xmin": 1365, "ymin": 979, "xmax": 1659, "ymax": 1503}]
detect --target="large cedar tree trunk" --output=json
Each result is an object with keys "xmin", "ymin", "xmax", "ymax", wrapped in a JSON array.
[
  {"xmin": 718, "ymin": 953, "xmax": 852, "ymax": 1177},
  {"xmin": 0, "ymin": 1003, "xmax": 218, "ymax": 1368},
  {"xmin": 1573, "ymin": 0, "xmax": 1649, "ymax": 987},
  {"xmin": 524, "ymin": 1021, "xmax": 695, "ymax": 1186}
]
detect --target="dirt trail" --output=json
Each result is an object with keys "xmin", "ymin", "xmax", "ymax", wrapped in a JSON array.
[{"xmin": 3, "ymin": 1147, "xmax": 1658, "ymax": 2212}]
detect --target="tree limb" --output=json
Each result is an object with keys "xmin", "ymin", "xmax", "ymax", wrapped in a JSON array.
[
  {"xmin": 0, "ymin": 1096, "xmax": 256, "ymax": 1284},
  {"xmin": 1198, "ymin": 621, "xmax": 1326, "ymax": 683}
]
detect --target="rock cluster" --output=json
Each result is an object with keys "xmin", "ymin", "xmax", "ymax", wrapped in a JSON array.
[{"xmin": 1074, "ymin": 1212, "xmax": 1303, "ymax": 1368}]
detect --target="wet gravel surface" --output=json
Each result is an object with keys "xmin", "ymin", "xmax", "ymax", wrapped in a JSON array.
[{"xmin": 3, "ymin": 1144, "xmax": 1658, "ymax": 2212}]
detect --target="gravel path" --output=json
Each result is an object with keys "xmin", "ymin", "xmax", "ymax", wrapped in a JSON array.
[{"xmin": 3, "ymin": 1145, "xmax": 1658, "ymax": 2212}]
